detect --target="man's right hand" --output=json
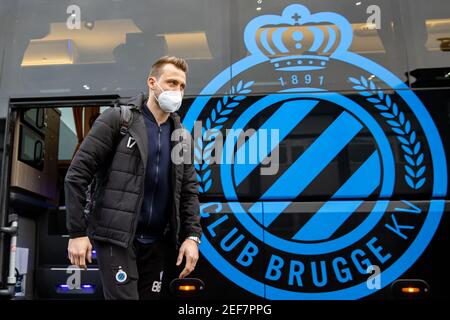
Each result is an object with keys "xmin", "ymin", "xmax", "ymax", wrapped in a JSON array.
[{"xmin": 68, "ymin": 236, "xmax": 93, "ymax": 270}]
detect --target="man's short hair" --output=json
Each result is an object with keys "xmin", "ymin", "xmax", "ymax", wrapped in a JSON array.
[{"xmin": 149, "ymin": 56, "xmax": 189, "ymax": 78}]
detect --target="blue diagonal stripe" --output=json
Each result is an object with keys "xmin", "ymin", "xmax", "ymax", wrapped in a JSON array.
[
  {"xmin": 249, "ymin": 111, "xmax": 363, "ymax": 227},
  {"xmin": 234, "ymin": 99, "xmax": 318, "ymax": 186},
  {"xmin": 292, "ymin": 151, "xmax": 381, "ymax": 241}
]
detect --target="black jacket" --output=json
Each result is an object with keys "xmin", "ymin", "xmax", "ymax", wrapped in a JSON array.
[{"xmin": 64, "ymin": 93, "xmax": 202, "ymax": 249}]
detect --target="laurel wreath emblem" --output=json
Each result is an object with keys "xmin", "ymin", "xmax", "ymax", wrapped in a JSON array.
[
  {"xmin": 194, "ymin": 80, "xmax": 254, "ymax": 193},
  {"xmin": 350, "ymin": 76, "xmax": 426, "ymax": 190}
]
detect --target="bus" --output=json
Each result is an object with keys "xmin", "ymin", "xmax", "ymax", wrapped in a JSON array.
[{"xmin": 1, "ymin": 0, "xmax": 450, "ymax": 300}]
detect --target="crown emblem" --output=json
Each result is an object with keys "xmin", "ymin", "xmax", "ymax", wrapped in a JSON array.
[{"xmin": 244, "ymin": 4, "xmax": 353, "ymax": 71}]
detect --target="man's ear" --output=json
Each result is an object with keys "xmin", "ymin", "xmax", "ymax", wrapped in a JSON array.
[{"xmin": 147, "ymin": 76, "xmax": 157, "ymax": 90}]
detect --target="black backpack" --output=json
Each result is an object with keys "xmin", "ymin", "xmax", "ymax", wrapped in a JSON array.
[
  {"xmin": 83, "ymin": 104, "xmax": 135, "ymax": 216},
  {"xmin": 118, "ymin": 104, "xmax": 134, "ymax": 136}
]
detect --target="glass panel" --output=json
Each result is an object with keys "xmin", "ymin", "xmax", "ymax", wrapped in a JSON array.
[
  {"xmin": 2, "ymin": 0, "xmax": 231, "ymax": 98},
  {"xmin": 57, "ymin": 105, "xmax": 112, "ymax": 161},
  {"xmin": 57, "ymin": 107, "xmax": 78, "ymax": 161},
  {"xmin": 0, "ymin": 1, "xmax": 16, "ymax": 109},
  {"xmin": 230, "ymin": 0, "xmax": 409, "ymax": 94},
  {"xmin": 19, "ymin": 125, "xmax": 45, "ymax": 170},
  {"xmin": 399, "ymin": 0, "xmax": 450, "ymax": 88},
  {"xmin": 21, "ymin": 129, "xmax": 38, "ymax": 161}
]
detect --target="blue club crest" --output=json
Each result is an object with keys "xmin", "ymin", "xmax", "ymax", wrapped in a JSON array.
[{"xmin": 184, "ymin": 4, "xmax": 447, "ymax": 299}]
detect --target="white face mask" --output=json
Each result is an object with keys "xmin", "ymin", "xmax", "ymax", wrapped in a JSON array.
[{"xmin": 153, "ymin": 81, "xmax": 182, "ymax": 113}]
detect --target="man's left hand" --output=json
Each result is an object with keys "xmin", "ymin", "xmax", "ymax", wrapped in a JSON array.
[{"xmin": 176, "ymin": 238, "xmax": 199, "ymax": 278}]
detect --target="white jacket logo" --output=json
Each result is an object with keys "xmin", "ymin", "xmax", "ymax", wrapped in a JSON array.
[{"xmin": 127, "ymin": 137, "xmax": 136, "ymax": 149}]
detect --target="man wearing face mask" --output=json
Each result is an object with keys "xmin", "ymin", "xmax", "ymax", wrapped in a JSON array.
[{"xmin": 64, "ymin": 56, "xmax": 202, "ymax": 300}]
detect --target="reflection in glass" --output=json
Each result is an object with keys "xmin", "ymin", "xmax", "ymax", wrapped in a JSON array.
[{"xmin": 21, "ymin": 19, "xmax": 142, "ymax": 66}]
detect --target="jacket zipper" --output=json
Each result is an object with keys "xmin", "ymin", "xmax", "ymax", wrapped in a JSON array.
[
  {"xmin": 146, "ymin": 125, "xmax": 162, "ymax": 230},
  {"xmin": 130, "ymin": 115, "xmax": 180, "ymax": 248}
]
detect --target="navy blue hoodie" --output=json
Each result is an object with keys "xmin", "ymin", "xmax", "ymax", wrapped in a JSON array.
[{"xmin": 135, "ymin": 102, "xmax": 173, "ymax": 243}]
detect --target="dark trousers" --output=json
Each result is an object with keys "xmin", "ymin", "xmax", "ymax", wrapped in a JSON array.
[{"xmin": 93, "ymin": 239, "xmax": 177, "ymax": 300}]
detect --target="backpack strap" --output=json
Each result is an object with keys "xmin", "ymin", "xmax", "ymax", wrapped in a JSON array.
[
  {"xmin": 85, "ymin": 103, "xmax": 135, "ymax": 217},
  {"xmin": 119, "ymin": 105, "xmax": 133, "ymax": 135}
]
